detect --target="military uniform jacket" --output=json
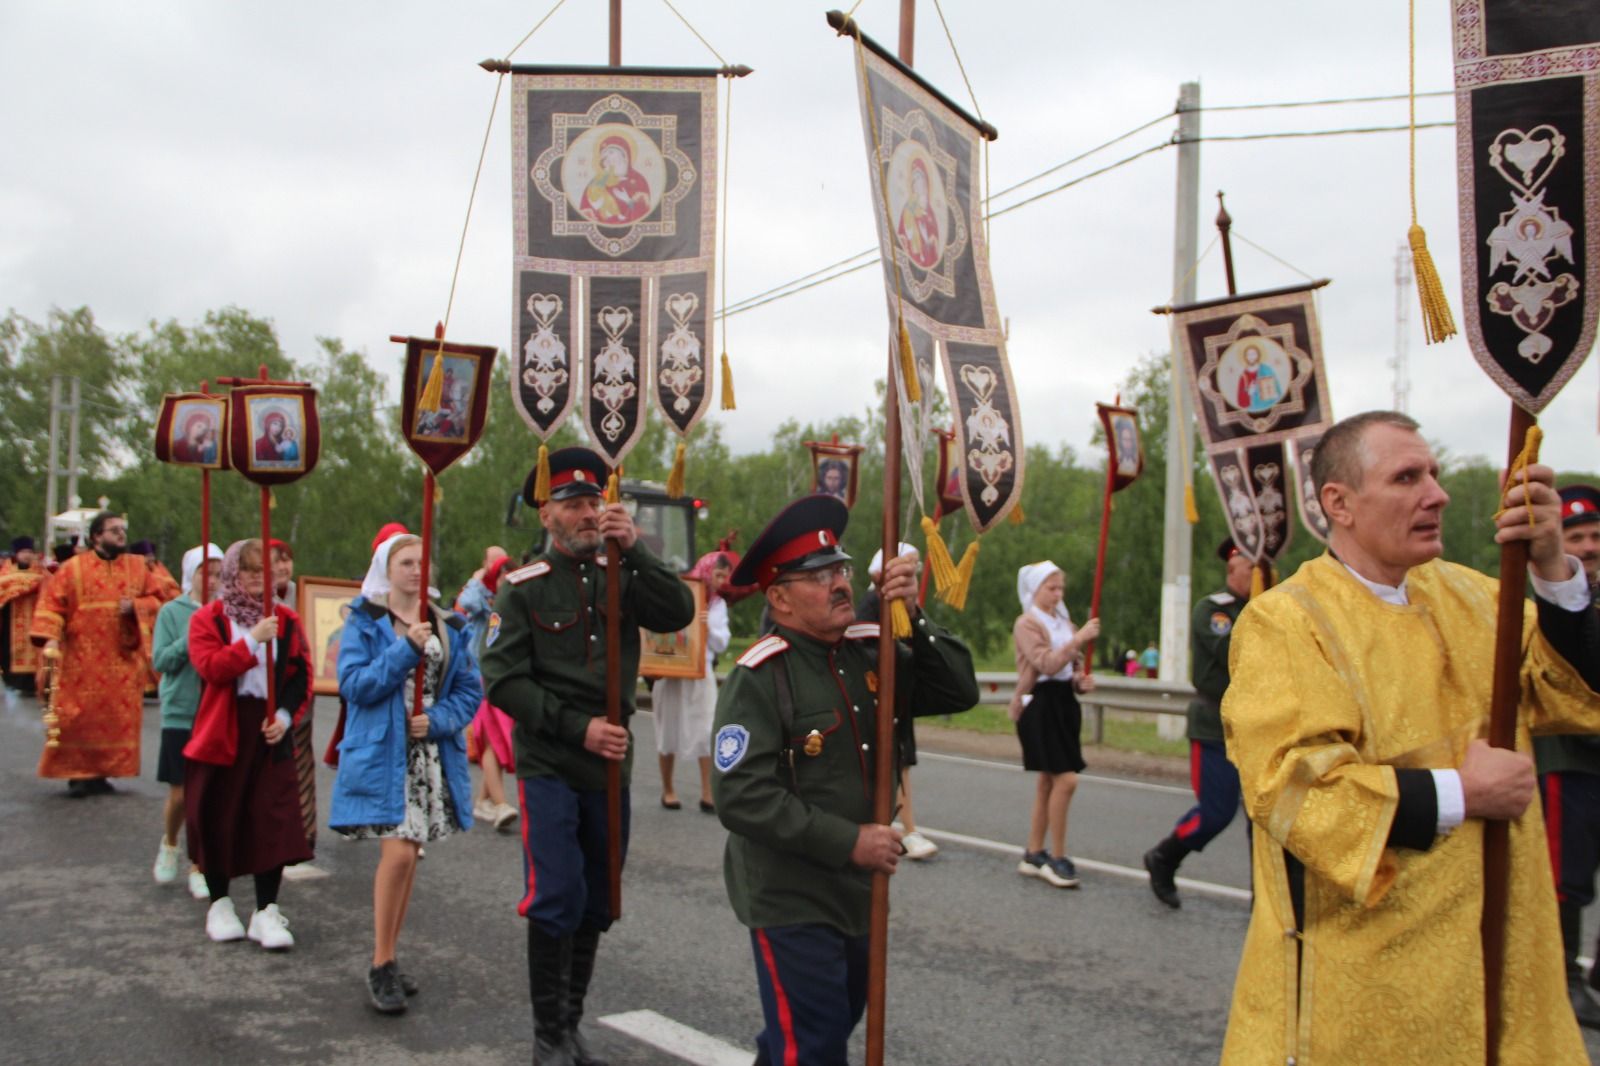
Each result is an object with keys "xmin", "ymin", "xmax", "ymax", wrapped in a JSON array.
[
  {"xmin": 1534, "ymin": 579, "xmax": 1600, "ymax": 777},
  {"xmin": 711, "ymin": 612, "xmax": 979, "ymax": 936},
  {"xmin": 480, "ymin": 541, "xmax": 695, "ymax": 791},
  {"xmin": 1187, "ymin": 590, "xmax": 1245, "ymax": 743}
]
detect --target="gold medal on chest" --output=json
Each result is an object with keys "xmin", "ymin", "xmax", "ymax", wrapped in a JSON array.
[
  {"xmin": 803, "ymin": 729, "xmax": 824, "ymax": 756},
  {"xmin": 865, "ymin": 670, "xmax": 878, "ymax": 693}
]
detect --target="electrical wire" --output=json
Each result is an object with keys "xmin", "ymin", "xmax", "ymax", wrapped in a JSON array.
[
  {"xmin": 1196, "ymin": 121, "xmax": 1452, "ymax": 143},
  {"xmin": 1200, "ymin": 88, "xmax": 1452, "ymax": 113}
]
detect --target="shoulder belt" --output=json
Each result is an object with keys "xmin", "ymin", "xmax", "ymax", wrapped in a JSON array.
[
  {"xmin": 844, "ymin": 622, "xmax": 880, "ymax": 640},
  {"xmin": 1208, "ymin": 592, "xmax": 1237, "ymax": 605},
  {"xmin": 737, "ymin": 634, "xmax": 789, "ymax": 669},
  {"xmin": 506, "ymin": 561, "xmax": 551, "ymax": 585}
]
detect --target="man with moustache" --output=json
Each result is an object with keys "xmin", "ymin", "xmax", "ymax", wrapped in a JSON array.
[
  {"xmin": 480, "ymin": 447, "xmax": 695, "ymax": 1066},
  {"xmin": 0, "ymin": 536, "xmax": 48, "ymax": 694},
  {"xmin": 1533, "ymin": 483, "xmax": 1600, "ymax": 1026},
  {"xmin": 710, "ymin": 495, "xmax": 978, "ymax": 1066},
  {"xmin": 1220, "ymin": 412, "xmax": 1600, "ymax": 1064},
  {"xmin": 30, "ymin": 511, "xmax": 169, "ymax": 797}
]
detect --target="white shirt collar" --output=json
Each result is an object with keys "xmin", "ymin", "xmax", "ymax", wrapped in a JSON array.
[{"xmin": 1340, "ymin": 560, "xmax": 1410, "ymax": 606}]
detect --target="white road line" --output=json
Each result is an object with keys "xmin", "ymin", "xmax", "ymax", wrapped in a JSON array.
[
  {"xmin": 598, "ymin": 1010, "xmax": 750, "ymax": 1066},
  {"xmin": 920, "ymin": 750, "xmax": 1193, "ymax": 796},
  {"xmin": 916, "ymin": 826, "xmax": 1253, "ymax": 902}
]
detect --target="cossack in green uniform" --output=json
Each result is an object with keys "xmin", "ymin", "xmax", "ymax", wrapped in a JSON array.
[{"xmin": 1186, "ymin": 589, "xmax": 1245, "ymax": 744}]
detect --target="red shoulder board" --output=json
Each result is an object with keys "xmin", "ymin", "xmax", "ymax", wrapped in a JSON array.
[
  {"xmin": 736, "ymin": 635, "xmax": 790, "ymax": 669},
  {"xmin": 844, "ymin": 622, "xmax": 880, "ymax": 641},
  {"xmin": 506, "ymin": 561, "xmax": 551, "ymax": 585}
]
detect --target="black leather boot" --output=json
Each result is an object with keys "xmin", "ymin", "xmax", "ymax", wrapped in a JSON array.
[
  {"xmin": 1143, "ymin": 834, "xmax": 1187, "ymax": 909},
  {"xmin": 1559, "ymin": 902, "xmax": 1600, "ymax": 1029},
  {"xmin": 529, "ymin": 925, "xmax": 576, "ymax": 1065},
  {"xmin": 566, "ymin": 926, "xmax": 609, "ymax": 1066}
]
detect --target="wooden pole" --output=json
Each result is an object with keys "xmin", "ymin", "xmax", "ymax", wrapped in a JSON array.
[
  {"xmin": 199, "ymin": 381, "xmax": 212, "ymax": 605},
  {"xmin": 1481, "ymin": 401, "xmax": 1536, "ymax": 1066},
  {"xmin": 1086, "ymin": 453, "xmax": 1115, "ymax": 670},
  {"xmin": 603, "ymin": 0, "xmax": 625, "ymax": 923},
  {"xmin": 261, "ymin": 483, "xmax": 274, "ymax": 726}
]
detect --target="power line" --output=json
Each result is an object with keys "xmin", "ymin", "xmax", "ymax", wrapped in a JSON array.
[
  {"xmin": 1196, "ymin": 120, "xmax": 1453, "ymax": 143},
  {"xmin": 1200, "ymin": 88, "xmax": 1452, "ymax": 112}
]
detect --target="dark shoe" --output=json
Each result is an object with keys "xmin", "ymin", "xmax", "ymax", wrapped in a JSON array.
[
  {"xmin": 1016, "ymin": 849, "xmax": 1049, "ymax": 877},
  {"xmin": 85, "ymin": 777, "xmax": 114, "ymax": 795},
  {"xmin": 660, "ymin": 796, "xmax": 681, "ymax": 810},
  {"xmin": 1572, "ymin": 976, "xmax": 1600, "ymax": 1030},
  {"xmin": 569, "ymin": 1024, "xmax": 609, "ymax": 1066},
  {"xmin": 1040, "ymin": 855, "xmax": 1080, "ymax": 889},
  {"xmin": 396, "ymin": 965, "xmax": 418, "ymax": 997},
  {"xmin": 534, "ymin": 1033, "xmax": 576, "ymax": 1066},
  {"xmin": 367, "ymin": 961, "xmax": 408, "ymax": 1014},
  {"xmin": 567, "ymin": 927, "xmax": 608, "ymax": 1066},
  {"xmin": 65, "ymin": 779, "xmax": 92, "ymax": 799},
  {"xmin": 698, "ymin": 799, "xmax": 715, "ymax": 814},
  {"xmin": 1144, "ymin": 842, "xmax": 1183, "ymax": 909},
  {"xmin": 530, "ymin": 925, "xmax": 575, "ymax": 1064}
]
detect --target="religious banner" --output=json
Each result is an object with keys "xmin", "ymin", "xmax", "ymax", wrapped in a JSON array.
[
  {"xmin": 1096, "ymin": 402, "xmax": 1145, "ymax": 493},
  {"xmin": 806, "ymin": 436, "xmax": 866, "ymax": 508},
  {"xmin": 850, "ymin": 37, "xmax": 1022, "ymax": 532},
  {"xmin": 1168, "ymin": 282, "xmax": 1332, "ymax": 563},
  {"xmin": 510, "ymin": 69, "xmax": 720, "ymax": 468},
  {"xmin": 1453, "ymin": 1, "xmax": 1598, "ymax": 413},
  {"xmin": 1289, "ymin": 432, "xmax": 1331, "ymax": 544},
  {"xmin": 226, "ymin": 384, "xmax": 321, "ymax": 485},
  {"xmin": 933, "ymin": 425, "xmax": 963, "ymax": 517},
  {"xmin": 154, "ymin": 393, "xmax": 229, "ymax": 470},
  {"xmin": 397, "ymin": 335, "xmax": 499, "ymax": 475}
]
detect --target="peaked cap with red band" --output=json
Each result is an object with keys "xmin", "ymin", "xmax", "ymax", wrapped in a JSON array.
[
  {"xmin": 1559, "ymin": 484, "xmax": 1600, "ymax": 528},
  {"xmin": 524, "ymin": 446, "xmax": 609, "ymax": 505},
  {"xmin": 730, "ymin": 494, "xmax": 852, "ymax": 590},
  {"xmin": 1217, "ymin": 537, "xmax": 1243, "ymax": 563}
]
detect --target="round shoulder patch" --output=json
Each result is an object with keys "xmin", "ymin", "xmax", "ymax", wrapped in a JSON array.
[
  {"xmin": 1209, "ymin": 611, "xmax": 1233, "ymax": 636},
  {"xmin": 714, "ymin": 724, "xmax": 751, "ymax": 773}
]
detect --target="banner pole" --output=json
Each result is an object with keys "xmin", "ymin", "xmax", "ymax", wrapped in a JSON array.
[
  {"xmin": 1087, "ymin": 453, "xmax": 1114, "ymax": 670},
  {"xmin": 199, "ymin": 380, "xmax": 212, "ymax": 605},
  {"xmin": 603, "ymin": 0, "xmax": 625, "ymax": 923},
  {"xmin": 261, "ymin": 483, "xmax": 274, "ymax": 728}
]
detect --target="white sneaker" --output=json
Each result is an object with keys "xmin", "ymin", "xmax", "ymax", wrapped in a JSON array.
[
  {"xmin": 188, "ymin": 870, "xmax": 210, "ymax": 900},
  {"xmin": 153, "ymin": 841, "xmax": 180, "ymax": 884},
  {"xmin": 248, "ymin": 903, "xmax": 294, "ymax": 951},
  {"xmin": 494, "ymin": 802, "xmax": 520, "ymax": 831},
  {"xmin": 473, "ymin": 798, "xmax": 497, "ymax": 824},
  {"xmin": 206, "ymin": 898, "xmax": 246, "ymax": 942},
  {"xmin": 901, "ymin": 831, "xmax": 939, "ymax": 861}
]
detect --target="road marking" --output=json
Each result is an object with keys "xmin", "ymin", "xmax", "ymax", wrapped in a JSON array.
[
  {"xmin": 920, "ymin": 750, "xmax": 1192, "ymax": 796},
  {"xmin": 599, "ymin": 1009, "xmax": 750, "ymax": 1066},
  {"xmin": 916, "ymin": 825, "xmax": 1253, "ymax": 902}
]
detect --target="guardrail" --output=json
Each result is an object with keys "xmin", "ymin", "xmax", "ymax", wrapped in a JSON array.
[{"xmin": 638, "ymin": 671, "xmax": 1196, "ymax": 746}]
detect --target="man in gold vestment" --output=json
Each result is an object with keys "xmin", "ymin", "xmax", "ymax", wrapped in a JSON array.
[
  {"xmin": 30, "ymin": 512, "xmax": 168, "ymax": 797},
  {"xmin": 1221, "ymin": 411, "xmax": 1600, "ymax": 1065}
]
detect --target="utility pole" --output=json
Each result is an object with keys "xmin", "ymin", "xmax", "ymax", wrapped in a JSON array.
[
  {"xmin": 1392, "ymin": 240, "xmax": 1412, "ymax": 413},
  {"xmin": 1158, "ymin": 81, "xmax": 1200, "ymax": 699},
  {"xmin": 43, "ymin": 375, "xmax": 61, "ymax": 546},
  {"xmin": 65, "ymin": 377, "xmax": 82, "ymax": 513}
]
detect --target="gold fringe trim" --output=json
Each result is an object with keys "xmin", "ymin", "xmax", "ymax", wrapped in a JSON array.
[
  {"xmin": 604, "ymin": 472, "xmax": 621, "ymax": 506},
  {"xmin": 666, "ymin": 441, "xmax": 687, "ymax": 499},
  {"xmin": 920, "ymin": 515, "xmax": 958, "ymax": 597},
  {"xmin": 1250, "ymin": 563, "xmax": 1265, "ymax": 599},
  {"xmin": 533, "ymin": 444, "xmax": 551, "ymax": 504},
  {"xmin": 419, "ymin": 349, "xmax": 446, "ymax": 411},
  {"xmin": 888, "ymin": 596, "xmax": 913, "ymax": 639},
  {"xmin": 897, "ymin": 319, "xmax": 921, "ymax": 404},
  {"xmin": 941, "ymin": 538, "xmax": 980, "ymax": 612},
  {"xmin": 720, "ymin": 351, "xmax": 736, "ymax": 411},
  {"xmin": 1184, "ymin": 483, "xmax": 1200, "ymax": 525},
  {"xmin": 1408, "ymin": 225, "xmax": 1457, "ymax": 344},
  {"xmin": 1008, "ymin": 502, "xmax": 1024, "ymax": 525}
]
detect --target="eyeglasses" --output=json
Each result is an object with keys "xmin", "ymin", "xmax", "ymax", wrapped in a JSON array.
[{"xmin": 776, "ymin": 562, "xmax": 853, "ymax": 587}]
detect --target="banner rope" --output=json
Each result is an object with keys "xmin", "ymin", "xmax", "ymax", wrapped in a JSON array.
[
  {"xmin": 505, "ymin": 0, "xmax": 573, "ymax": 60},
  {"xmin": 657, "ymin": 0, "xmax": 729, "ymax": 65},
  {"xmin": 1406, "ymin": 0, "xmax": 1457, "ymax": 343}
]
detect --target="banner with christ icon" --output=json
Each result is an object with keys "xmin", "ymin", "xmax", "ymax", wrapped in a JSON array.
[
  {"xmin": 398, "ymin": 335, "xmax": 498, "ymax": 475},
  {"xmin": 806, "ymin": 437, "xmax": 865, "ymax": 509},
  {"xmin": 850, "ymin": 40, "xmax": 1022, "ymax": 533},
  {"xmin": 510, "ymin": 70, "xmax": 719, "ymax": 469},
  {"xmin": 1096, "ymin": 402, "xmax": 1144, "ymax": 493},
  {"xmin": 1452, "ymin": 0, "xmax": 1598, "ymax": 414}
]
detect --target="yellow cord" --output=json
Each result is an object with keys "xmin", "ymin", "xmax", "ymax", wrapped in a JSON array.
[
  {"xmin": 657, "ymin": 0, "xmax": 728, "ymax": 66},
  {"xmin": 719, "ymin": 76, "xmax": 736, "ymax": 410},
  {"xmin": 1406, "ymin": 0, "xmax": 1457, "ymax": 343},
  {"xmin": 1492, "ymin": 424, "xmax": 1543, "ymax": 528},
  {"xmin": 505, "ymin": 0, "xmax": 572, "ymax": 61}
]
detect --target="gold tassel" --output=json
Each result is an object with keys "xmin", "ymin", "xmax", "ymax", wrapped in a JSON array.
[
  {"xmin": 897, "ymin": 319, "xmax": 921, "ymax": 404},
  {"xmin": 1408, "ymin": 225, "xmax": 1457, "ymax": 344},
  {"xmin": 1008, "ymin": 502, "xmax": 1025, "ymax": 525},
  {"xmin": 666, "ymin": 441, "xmax": 687, "ymax": 499},
  {"xmin": 1183, "ymin": 483, "xmax": 1200, "ymax": 524},
  {"xmin": 720, "ymin": 351, "xmax": 736, "ymax": 411},
  {"xmin": 433, "ymin": 481, "xmax": 443, "ymax": 504},
  {"xmin": 888, "ymin": 597, "xmax": 913, "ymax": 639},
  {"xmin": 604, "ymin": 472, "xmax": 621, "ymax": 506},
  {"xmin": 268, "ymin": 489, "xmax": 277, "ymax": 510},
  {"xmin": 419, "ymin": 349, "xmax": 446, "ymax": 412},
  {"xmin": 1249, "ymin": 563, "xmax": 1265, "ymax": 599},
  {"xmin": 533, "ymin": 444, "xmax": 551, "ymax": 503},
  {"xmin": 919, "ymin": 515, "xmax": 959, "ymax": 596},
  {"xmin": 940, "ymin": 538, "xmax": 980, "ymax": 612}
]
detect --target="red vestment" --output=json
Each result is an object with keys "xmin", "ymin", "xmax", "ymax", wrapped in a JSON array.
[{"xmin": 0, "ymin": 564, "xmax": 47, "ymax": 685}]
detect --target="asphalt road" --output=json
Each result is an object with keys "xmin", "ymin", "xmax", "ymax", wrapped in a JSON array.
[{"xmin": 2, "ymin": 688, "xmax": 1596, "ymax": 1065}]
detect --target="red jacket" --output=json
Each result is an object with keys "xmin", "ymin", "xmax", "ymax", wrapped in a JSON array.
[{"xmin": 184, "ymin": 599, "xmax": 312, "ymax": 767}]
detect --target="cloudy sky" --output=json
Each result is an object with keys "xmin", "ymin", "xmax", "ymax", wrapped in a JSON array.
[{"xmin": 3, "ymin": 1, "xmax": 1594, "ymax": 471}]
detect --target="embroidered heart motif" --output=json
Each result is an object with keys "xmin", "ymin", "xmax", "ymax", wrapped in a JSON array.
[
  {"xmin": 1219, "ymin": 464, "xmax": 1241, "ymax": 487},
  {"xmin": 529, "ymin": 294, "xmax": 562, "ymax": 322},
  {"xmin": 1489, "ymin": 125, "xmax": 1565, "ymax": 195},
  {"xmin": 959, "ymin": 363, "xmax": 996, "ymax": 402},
  {"xmin": 1253, "ymin": 462, "xmax": 1279, "ymax": 486},
  {"xmin": 599, "ymin": 307, "xmax": 633, "ymax": 337},
  {"xmin": 665, "ymin": 292, "xmax": 698, "ymax": 323}
]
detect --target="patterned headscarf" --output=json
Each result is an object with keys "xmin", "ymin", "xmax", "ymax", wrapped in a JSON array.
[
  {"xmin": 686, "ymin": 550, "xmax": 732, "ymax": 606},
  {"xmin": 219, "ymin": 539, "xmax": 265, "ymax": 627}
]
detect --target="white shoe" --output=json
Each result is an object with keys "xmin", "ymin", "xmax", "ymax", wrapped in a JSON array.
[
  {"xmin": 473, "ymin": 798, "xmax": 497, "ymax": 824},
  {"xmin": 494, "ymin": 802, "xmax": 520, "ymax": 831},
  {"xmin": 188, "ymin": 870, "xmax": 210, "ymax": 900},
  {"xmin": 153, "ymin": 840, "xmax": 180, "ymax": 884},
  {"xmin": 248, "ymin": 903, "xmax": 294, "ymax": 950},
  {"xmin": 901, "ymin": 831, "xmax": 939, "ymax": 861},
  {"xmin": 206, "ymin": 898, "xmax": 246, "ymax": 942}
]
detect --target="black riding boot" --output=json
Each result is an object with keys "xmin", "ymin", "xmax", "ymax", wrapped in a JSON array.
[
  {"xmin": 529, "ymin": 925, "xmax": 576, "ymax": 1065},
  {"xmin": 1143, "ymin": 834, "xmax": 1187, "ymax": 909},
  {"xmin": 566, "ymin": 926, "xmax": 609, "ymax": 1066},
  {"xmin": 1560, "ymin": 901, "xmax": 1600, "ymax": 1029}
]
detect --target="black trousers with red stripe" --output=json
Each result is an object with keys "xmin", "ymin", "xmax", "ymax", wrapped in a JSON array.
[
  {"xmin": 1169, "ymin": 739, "xmax": 1242, "ymax": 854},
  {"xmin": 750, "ymin": 923, "xmax": 868, "ymax": 1066},
  {"xmin": 1539, "ymin": 770, "xmax": 1600, "ymax": 908}
]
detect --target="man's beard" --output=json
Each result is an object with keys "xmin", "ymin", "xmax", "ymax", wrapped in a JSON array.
[
  {"xmin": 551, "ymin": 526, "xmax": 601, "ymax": 558},
  {"xmin": 95, "ymin": 542, "xmax": 125, "ymax": 559}
]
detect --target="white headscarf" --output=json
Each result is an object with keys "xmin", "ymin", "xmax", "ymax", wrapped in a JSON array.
[
  {"xmin": 1016, "ymin": 561, "xmax": 1069, "ymax": 619},
  {"xmin": 361, "ymin": 533, "xmax": 420, "ymax": 601},
  {"xmin": 867, "ymin": 542, "xmax": 917, "ymax": 579},
  {"xmin": 181, "ymin": 543, "xmax": 224, "ymax": 597}
]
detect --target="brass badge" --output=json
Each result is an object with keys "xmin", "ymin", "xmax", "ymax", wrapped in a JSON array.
[
  {"xmin": 865, "ymin": 670, "xmax": 878, "ymax": 693},
  {"xmin": 803, "ymin": 729, "xmax": 824, "ymax": 756}
]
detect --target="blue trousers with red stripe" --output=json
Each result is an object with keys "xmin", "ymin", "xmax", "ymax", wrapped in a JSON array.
[
  {"xmin": 1170, "ymin": 740, "xmax": 1241, "ymax": 853},
  {"xmin": 1539, "ymin": 771, "xmax": 1600, "ymax": 908},
  {"xmin": 517, "ymin": 776, "xmax": 631, "ymax": 936},
  {"xmin": 750, "ymin": 924, "xmax": 868, "ymax": 1066}
]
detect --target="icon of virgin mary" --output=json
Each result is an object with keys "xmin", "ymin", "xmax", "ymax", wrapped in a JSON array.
[
  {"xmin": 579, "ymin": 135, "xmax": 653, "ymax": 226},
  {"xmin": 896, "ymin": 158, "xmax": 942, "ymax": 270}
]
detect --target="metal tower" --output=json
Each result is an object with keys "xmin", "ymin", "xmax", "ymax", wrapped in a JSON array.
[{"xmin": 1392, "ymin": 241, "xmax": 1412, "ymax": 413}]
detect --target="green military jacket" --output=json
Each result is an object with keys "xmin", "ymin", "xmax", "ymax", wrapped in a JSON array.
[
  {"xmin": 480, "ymin": 540, "xmax": 695, "ymax": 791},
  {"xmin": 1187, "ymin": 590, "xmax": 1246, "ymax": 743},
  {"xmin": 1533, "ymin": 579, "xmax": 1600, "ymax": 777},
  {"xmin": 711, "ymin": 611, "xmax": 979, "ymax": 936}
]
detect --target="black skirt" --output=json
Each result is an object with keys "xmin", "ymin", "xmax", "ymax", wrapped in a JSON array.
[
  {"xmin": 1016, "ymin": 680, "xmax": 1086, "ymax": 774},
  {"xmin": 156, "ymin": 726, "xmax": 191, "ymax": 785},
  {"xmin": 185, "ymin": 696, "xmax": 313, "ymax": 879}
]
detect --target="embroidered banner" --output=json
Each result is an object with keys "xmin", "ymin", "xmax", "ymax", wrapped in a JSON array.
[
  {"xmin": 510, "ymin": 70, "xmax": 719, "ymax": 463},
  {"xmin": 848, "ymin": 35, "xmax": 1022, "ymax": 532},
  {"xmin": 1096, "ymin": 402, "xmax": 1145, "ymax": 493},
  {"xmin": 1453, "ymin": 1, "xmax": 1598, "ymax": 413},
  {"xmin": 397, "ymin": 335, "xmax": 499, "ymax": 475},
  {"xmin": 1288, "ymin": 432, "xmax": 1331, "ymax": 544},
  {"xmin": 226, "ymin": 385, "xmax": 320, "ymax": 486},
  {"xmin": 806, "ymin": 437, "xmax": 866, "ymax": 509},
  {"xmin": 154, "ymin": 393, "xmax": 229, "ymax": 470}
]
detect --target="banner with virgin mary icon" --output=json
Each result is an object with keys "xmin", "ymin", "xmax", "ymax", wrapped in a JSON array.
[
  {"xmin": 509, "ymin": 69, "xmax": 719, "ymax": 467},
  {"xmin": 226, "ymin": 384, "xmax": 320, "ymax": 485},
  {"xmin": 397, "ymin": 335, "xmax": 498, "ymax": 475},
  {"xmin": 154, "ymin": 393, "xmax": 229, "ymax": 470}
]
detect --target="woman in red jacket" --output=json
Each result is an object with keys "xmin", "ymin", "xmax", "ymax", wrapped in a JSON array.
[{"xmin": 184, "ymin": 539, "xmax": 313, "ymax": 949}]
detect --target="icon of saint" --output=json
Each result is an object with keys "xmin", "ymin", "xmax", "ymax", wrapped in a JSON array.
[{"xmin": 579, "ymin": 135, "xmax": 653, "ymax": 226}]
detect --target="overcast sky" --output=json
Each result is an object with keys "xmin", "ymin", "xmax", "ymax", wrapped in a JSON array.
[{"xmin": 3, "ymin": 1, "xmax": 1594, "ymax": 473}]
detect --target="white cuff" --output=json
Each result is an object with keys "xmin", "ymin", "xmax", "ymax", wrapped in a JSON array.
[
  {"xmin": 1431, "ymin": 769, "xmax": 1465, "ymax": 834},
  {"xmin": 275, "ymin": 709, "xmax": 292, "ymax": 732},
  {"xmin": 243, "ymin": 632, "xmax": 261, "ymax": 653},
  {"xmin": 1530, "ymin": 554, "xmax": 1592, "ymax": 613}
]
